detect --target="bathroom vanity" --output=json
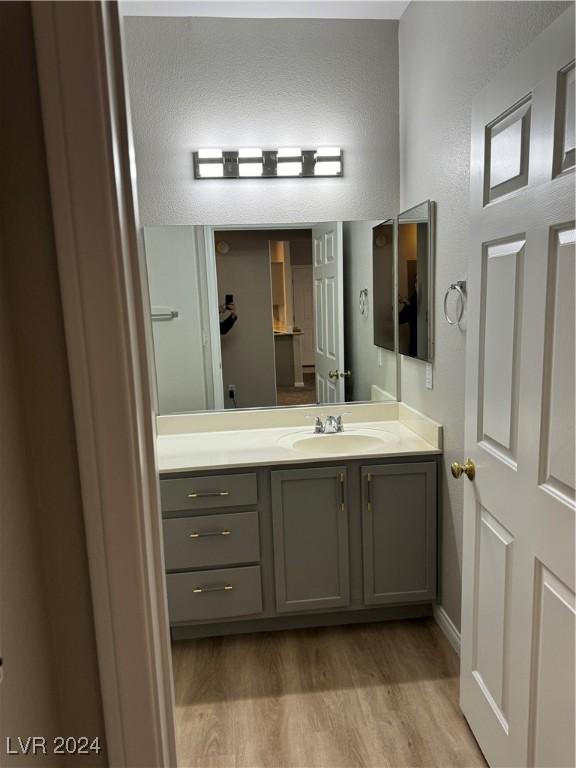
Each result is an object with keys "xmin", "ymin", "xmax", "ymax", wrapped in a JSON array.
[{"xmin": 158, "ymin": 403, "xmax": 442, "ymax": 639}]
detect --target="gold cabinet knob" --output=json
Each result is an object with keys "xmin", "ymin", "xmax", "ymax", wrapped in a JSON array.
[{"xmin": 451, "ymin": 458, "xmax": 476, "ymax": 481}]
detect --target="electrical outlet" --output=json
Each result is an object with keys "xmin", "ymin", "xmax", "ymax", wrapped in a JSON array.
[
  {"xmin": 378, "ymin": 348, "xmax": 384, "ymax": 368},
  {"xmin": 228, "ymin": 384, "xmax": 236, "ymax": 399},
  {"xmin": 425, "ymin": 364, "xmax": 433, "ymax": 390}
]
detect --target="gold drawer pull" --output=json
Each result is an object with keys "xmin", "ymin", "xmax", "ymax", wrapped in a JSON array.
[
  {"xmin": 187, "ymin": 490, "xmax": 230, "ymax": 498},
  {"xmin": 189, "ymin": 529, "xmax": 231, "ymax": 539},
  {"xmin": 192, "ymin": 584, "xmax": 233, "ymax": 594}
]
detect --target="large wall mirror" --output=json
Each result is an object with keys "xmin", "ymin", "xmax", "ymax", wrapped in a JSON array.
[
  {"xmin": 396, "ymin": 200, "xmax": 435, "ymax": 363},
  {"xmin": 145, "ymin": 220, "xmax": 399, "ymax": 414}
]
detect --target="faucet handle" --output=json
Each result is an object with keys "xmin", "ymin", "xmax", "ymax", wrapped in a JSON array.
[
  {"xmin": 335, "ymin": 411, "xmax": 352, "ymax": 431},
  {"xmin": 305, "ymin": 413, "xmax": 325, "ymax": 433}
]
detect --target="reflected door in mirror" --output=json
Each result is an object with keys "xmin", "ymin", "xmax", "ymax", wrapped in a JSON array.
[{"xmin": 373, "ymin": 220, "xmax": 395, "ymax": 352}]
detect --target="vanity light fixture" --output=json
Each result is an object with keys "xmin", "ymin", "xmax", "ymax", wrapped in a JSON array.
[
  {"xmin": 192, "ymin": 147, "xmax": 344, "ymax": 179},
  {"xmin": 238, "ymin": 147, "xmax": 264, "ymax": 177},
  {"xmin": 314, "ymin": 146, "xmax": 343, "ymax": 176},
  {"xmin": 277, "ymin": 146, "xmax": 303, "ymax": 177},
  {"xmin": 196, "ymin": 148, "xmax": 225, "ymax": 178}
]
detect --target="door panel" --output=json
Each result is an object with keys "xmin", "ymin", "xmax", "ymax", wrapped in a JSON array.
[
  {"xmin": 473, "ymin": 508, "xmax": 513, "ymax": 730},
  {"xmin": 312, "ymin": 223, "xmax": 344, "ymax": 403},
  {"xmin": 553, "ymin": 62, "xmax": 575, "ymax": 176},
  {"xmin": 271, "ymin": 467, "xmax": 350, "ymax": 613},
  {"xmin": 529, "ymin": 565, "xmax": 575, "ymax": 768},
  {"xmin": 478, "ymin": 238, "xmax": 524, "ymax": 463},
  {"xmin": 539, "ymin": 226, "xmax": 575, "ymax": 501},
  {"xmin": 484, "ymin": 96, "xmax": 531, "ymax": 203},
  {"xmin": 462, "ymin": 9, "xmax": 575, "ymax": 767},
  {"xmin": 361, "ymin": 463, "xmax": 436, "ymax": 605}
]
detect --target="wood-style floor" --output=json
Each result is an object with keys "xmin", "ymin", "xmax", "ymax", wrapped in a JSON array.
[
  {"xmin": 276, "ymin": 372, "xmax": 316, "ymax": 406},
  {"xmin": 172, "ymin": 618, "xmax": 487, "ymax": 768}
]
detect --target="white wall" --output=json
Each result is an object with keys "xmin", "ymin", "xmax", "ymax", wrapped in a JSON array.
[
  {"xmin": 145, "ymin": 226, "xmax": 213, "ymax": 413},
  {"xmin": 398, "ymin": 0, "xmax": 570, "ymax": 630},
  {"xmin": 123, "ymin": 17, "xmax": 399, "ymax": 225},
  {"xmin": 343, "ymin": 220, "xmax": 397, "ymax": 401}
]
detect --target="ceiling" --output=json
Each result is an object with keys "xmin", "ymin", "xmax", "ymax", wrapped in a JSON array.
[{"xmin": 120, "ymin": 1, "xmax": 410, "ymax": 19}]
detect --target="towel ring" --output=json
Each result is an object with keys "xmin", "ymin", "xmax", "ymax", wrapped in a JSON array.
[{"xmin": 443, "ymin": 281, "xmax": 466, "ymax": 326}]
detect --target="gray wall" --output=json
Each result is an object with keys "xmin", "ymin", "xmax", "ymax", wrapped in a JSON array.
[
  {"xmin": 123, "ymin": 17, "xmax": 399, "ymax": 225},
  {"xmin": 216, "ymin": 231, "xmax": 277, "ymax": 408},
  {"xmin": 0, "ymin": 2, "xmax": 105, "ymax": 761},
  {"xmin": 398, "ymin": 0, "xmax": 569, "ymax": 630},
  {"xmin": 343, "ymin": 221, "xmax": 397, "ymax": 402}
]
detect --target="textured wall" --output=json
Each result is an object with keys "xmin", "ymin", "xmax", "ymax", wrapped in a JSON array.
[
  {"xmin": 123, "ymin": 17, "xmax": 399, "ymax": 226},
  {"xmin": 398, "ymin": 0, "xmax": 570, "ymax": 630}
]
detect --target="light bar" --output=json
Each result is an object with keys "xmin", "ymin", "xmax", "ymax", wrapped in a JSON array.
[
  {"xmin": 196, "ymin": 148, "xmax": 224, "ymax": 178},
  {"xmin": 277, "ymin": 147, "xmax": 303, "ymax": 177},
  {"xmin": 238, "ymin": 147, "xmax": 263, "ymax": 177},
  {"xmin": 192, "ymin": 148, "xmax": 344, "ymax": 179},
  {"xmin": 314, "ymin": 146, "xmax": 342, "ymax": 176}
]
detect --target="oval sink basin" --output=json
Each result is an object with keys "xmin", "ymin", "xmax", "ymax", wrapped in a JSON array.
[{"xmin": 279, "ymin": 430, "xmax": 392, "ymax": 456}]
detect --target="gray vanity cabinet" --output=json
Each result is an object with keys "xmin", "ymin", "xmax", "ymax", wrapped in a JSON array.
[
  {"xmin": 161, "ymin": 455, "xmax": 439, "ymax": 638},
  {"xmin": 271, "ymin": 466, "xmax": 350, "ymax": 613},
  {"xmin": 361, "ymin": 462, "xmax": 436, "ymax": 605}
]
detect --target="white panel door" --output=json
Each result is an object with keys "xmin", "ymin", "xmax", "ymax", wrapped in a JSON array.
[
  {"xmin": 460, "ymin": 9, "xmax": 575, "ymax": 767},
  {"xmin": 312, "ymin": 223, "xmax": 344, "ymax": 404}
]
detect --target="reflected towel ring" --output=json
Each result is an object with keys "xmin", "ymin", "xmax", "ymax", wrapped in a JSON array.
[
  {"xmin": 443, "ymin": 281, "xmax": 466, "ymax": 326},
  {"xmin": 359, "ymin": 288, "xmax": 369, "ymax": 317}
]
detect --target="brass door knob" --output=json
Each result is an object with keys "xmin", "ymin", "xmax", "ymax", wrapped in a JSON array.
[
  {"xmin": 451, "ymin": 458, "xmax": 475, "ymax": 481},
  {"xmin": 329, "ymin": 369, "xmax": 352, "ymax": 380}
]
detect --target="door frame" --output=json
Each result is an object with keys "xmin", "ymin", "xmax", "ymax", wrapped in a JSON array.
[{"xmin": 32, "ymin": 3, "xmax": 176, "ymax": 765}]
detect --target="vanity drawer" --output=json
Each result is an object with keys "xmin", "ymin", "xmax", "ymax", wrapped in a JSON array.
[
  {"xmin": 166, "ymin": 566, "xmax": 262, "ymax": 623},
  {"xmin": 163, "ymin": 511, "xmax": 260, "ymax": 570},
  {"xmin": 160, "ymin": 473, "xmax": 257, "ymax": 512}
]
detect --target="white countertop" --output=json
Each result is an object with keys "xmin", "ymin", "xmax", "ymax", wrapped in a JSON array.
[{"xmin": 157, "ymin": 412, "xmax": 442, "ymax": 474}]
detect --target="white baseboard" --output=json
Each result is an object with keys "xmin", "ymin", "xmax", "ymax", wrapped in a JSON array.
[{"xmin": 433, "ymin": 605, "xmax": 461, "ymax": 655}]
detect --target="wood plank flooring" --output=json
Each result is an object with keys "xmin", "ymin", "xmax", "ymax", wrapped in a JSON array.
[{"xmin": 172, "ymin": 618, "xmax": 486, "ymax": 768}]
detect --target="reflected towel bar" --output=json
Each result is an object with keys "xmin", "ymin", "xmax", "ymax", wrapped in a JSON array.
[{"xmin": 152, "ymin": 310, "xmax": 179, "ymax": 321}]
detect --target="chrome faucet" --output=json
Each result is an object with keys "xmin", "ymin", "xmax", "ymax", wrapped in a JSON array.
[
  {"xmin": 324, "ymin": 415, "xmax": 343, "ymax": 434},
  {"xmin": 306, "ymin": 411, "xmax": 349, "ymax": 435},
  {"xmin": 309, "ymin": 413, "xmax": 347, "ymax": 434}
]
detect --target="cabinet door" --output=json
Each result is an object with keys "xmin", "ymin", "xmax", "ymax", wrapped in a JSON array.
[
  {"xmin": 362, "ymin": 462, "xmax": 436, "ymax": 605},
  {"xmin": 271, "ymin": 467, "xmax": 350, "ymax": 613}
]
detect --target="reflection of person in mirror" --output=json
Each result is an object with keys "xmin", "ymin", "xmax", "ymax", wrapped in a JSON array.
[
  {"xmin": 219, "ymin": 300, "xmax": 237, "ymax": 335},
  {"xmin": 399, "ymin": 290, "xmax": 418, "ymax": 357}
]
